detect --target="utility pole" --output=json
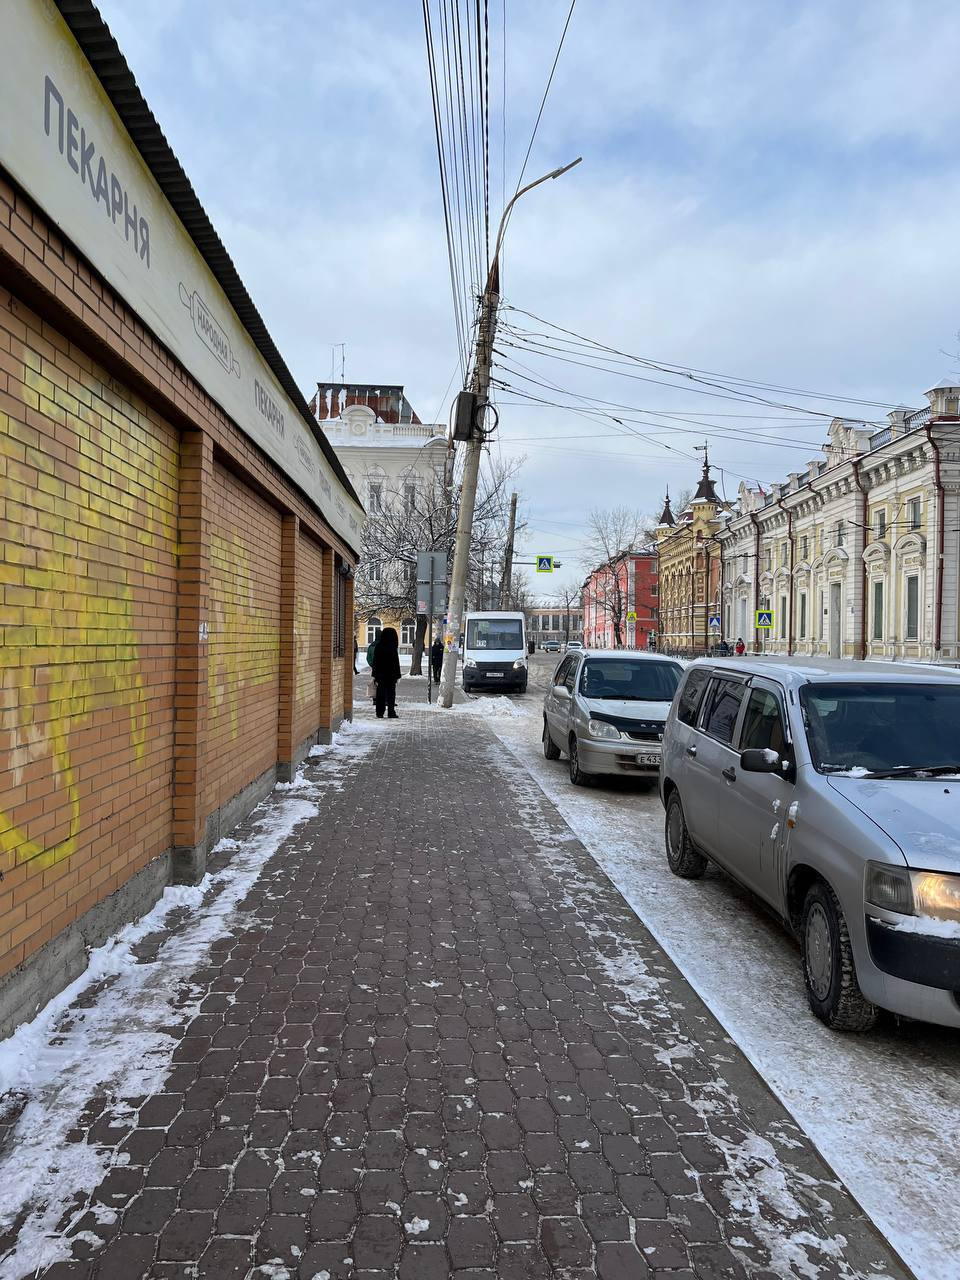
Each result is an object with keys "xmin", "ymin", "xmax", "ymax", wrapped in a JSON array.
[
  {"xmin": 499, "ymin": 491, "xmax": 518, "ymax": 608},
  {"xmin": 439, "ymin": 157, "xmax": 581, "ymax": 708}
]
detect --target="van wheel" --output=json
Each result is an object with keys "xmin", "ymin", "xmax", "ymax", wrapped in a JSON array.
[
  {"xmin": 664, "ymin": 793, "xmax": 707, "ymax": 879},
  {"xmin": 800, "ymin": 881, "xmax": 877, "ymax": 1032},
  {"xmin": 568, "ymin": 736, "xmax": 591, "ymax": 786},
  {"xmin": 542, "ymin": 718, "xmax": 561, "ymax": 760}
]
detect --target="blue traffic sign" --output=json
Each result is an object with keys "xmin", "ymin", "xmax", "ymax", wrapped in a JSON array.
[
  {"xmin": 755, "ymin": 610, "xmax": 774, "ymax": 629},
  {"xmin": 535, "ymin": 555, "xmax": 554, "ymax": 573},
  {"xmin": 708, "ymin": 614, "xmax": 721, "ymax": 630}
]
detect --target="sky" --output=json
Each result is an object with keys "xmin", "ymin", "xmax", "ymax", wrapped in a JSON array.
[{"xmin": 96, "ymin": 0, "xmax": 960, "ymax": 597}]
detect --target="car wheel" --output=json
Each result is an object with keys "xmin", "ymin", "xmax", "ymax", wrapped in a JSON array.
[
  {"xmin": 800, "ymin": 880, "xmax": 877, "ymax": 1032},
  {"xmin": 664, "ymin": 792, "xmax": 707, "ymax": 879},
  {"xmin": 568, "ymin": 736, "xmax": 592, "ymax": 786},
  {"xmin": 542, "ymin": 717, "xmax": 561, "ymax": 760}
]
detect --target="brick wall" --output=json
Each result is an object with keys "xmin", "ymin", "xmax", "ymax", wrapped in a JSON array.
[
  {"xmin": 0, "ymin": 173, "xmax": 359, "ymax": 1013},
  {"xmin": 203, "ymin": 461, "xmax": 282, "ymax": 817},
  {"xmin": 0, "ymin": 287, "xmax": 178, "ymax": 981}
]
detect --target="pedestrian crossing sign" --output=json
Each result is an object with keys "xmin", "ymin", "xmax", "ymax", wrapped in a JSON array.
[
  {"xmin": 755, "ymin": 610, "xmax": 774, "ymax": 629},
  {"xmin": 535, "ymin": 555, "xmax": 554, "ymax": 573},
  {"xmin": 626, "ymin": 611, "xmax": 637, "ymax": 621}
]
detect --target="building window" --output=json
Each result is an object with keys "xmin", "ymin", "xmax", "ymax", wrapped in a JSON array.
[
  {"xmin": 780, "ymin": 541, "xmax": 788, "ymax": 567},
  {"xmin": 818, "ymin": 590, "xmax": 825, "ymax": 640},
  {"xmin": 401, "ymin": 618, "xmax": 416, "ymax": 646},
  {"xmin": 872, "ymin": 580, "xmax": 883, "ymax": 642},
  {"xmin": 799, "ymin": 534, "xmax": 809, "ymax": 561},
  {"xmin": 404, "ymin": 483, "xmax": 416, "ymax": 513},
  {"xmin": 799, "ymin": 592, "xmax": 807, "ymax": 639},
  {"xmin": 909, "ymin": 498, "xmax": 922, "ymax": 530},
  {"xmin": 368, "ymin": 482, "xmax": 383, "ymax": 512},
  {"xmin": 779, "ymin": 595, "xmax": 787, "ymax": 639},
  {"xmin": 763, "ymin": 549, "xmax": 772, "ymax": 573},
  {"xmin": 367, "ymin": 616, "xmax": 382, "ymax": 645},
  {"xmin": 650, "ymin": 584, "xmax": 658, "ymax": 596},
  {"xmin": 835, "ymin": 520, "xmax": 845, "ymax": 548},
  {"xmin": 368, "ymin": 560, "xmax": 381, "ymax": 583},
  {"xmin": 905, "ymin": 576, "xmax": 919, "ymax": 641},
  {"xmin": 552, "ymin": 613, "xmax": 561, "ymax": 631},
  {"xmin": 874, "ymin": 510, "xmax": 886, "ymax": 540}
]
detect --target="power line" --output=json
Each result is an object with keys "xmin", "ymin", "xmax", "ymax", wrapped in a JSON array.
[{"xmin": 513, "ymin": 0, "xmax": 576, "ymax": 192}]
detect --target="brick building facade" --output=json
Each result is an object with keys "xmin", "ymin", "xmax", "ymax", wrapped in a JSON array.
[
  {"xmin": 0, "ymin": 3, "xmax": 362, "ymax": 1034},
  {"xmin": 581, "ymin": 550, "xmax": 659, "ymax": 649}
]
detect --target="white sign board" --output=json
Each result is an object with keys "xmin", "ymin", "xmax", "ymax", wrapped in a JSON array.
[{"xmin": 0, "ymin": 0, "xmax": 364, "ymax": 550}]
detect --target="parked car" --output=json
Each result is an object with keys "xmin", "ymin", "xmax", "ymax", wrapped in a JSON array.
[
  {"xmin": 542, "ymin": 650, "xmax": 683, "ymax": 785},
  {"xmin": 564, "ymin": 640, "xmax": 583, "ymax": 652},
  {"xmin": 543, "ymin": 640, "xmax": 562, "ymax": 653},
  {"xmin": 660, "ymin": 657, "xmax": 960, "ymax": 1031}
]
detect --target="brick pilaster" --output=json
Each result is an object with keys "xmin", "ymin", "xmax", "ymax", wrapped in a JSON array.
[
  {"xmin": 172, "ymin": 429, "xmax": 213, "ymax": 879},
  {"xmin": 277, "ymin": 512, "xmax": 300, "ymax": 777},
  {"xmin": 318, "ymin": 546, "xmax": 336, "ymax": 737},
  {"xmin": 342, "ymin": 571, "xmax": 355, "ymax": 720}
]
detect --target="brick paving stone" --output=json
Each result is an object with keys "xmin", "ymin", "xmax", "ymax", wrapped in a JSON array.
[{"xmin": 10, "ymin": 694, "xmax": 912, "ymax": 1280}]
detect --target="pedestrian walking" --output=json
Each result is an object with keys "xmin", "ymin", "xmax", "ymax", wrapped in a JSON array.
[
  {"xmin": 353, "ymin": 636, "xmax": 359, "ymax": 675},
  {"xmin": 430, "ymin": 635, "xmax": 444, "ymax": 683},
  {"xmin": 734, "ymin": 636, "xmax": 746, "ymax": 656},
  {"xmin": 371, "ymin": 626, "xmax": 402, "ymax": 719}
]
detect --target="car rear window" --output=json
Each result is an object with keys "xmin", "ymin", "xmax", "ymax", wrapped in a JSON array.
[{"xmin": 676, "ymin": 668, "xmax": 710, "ymax": 726}]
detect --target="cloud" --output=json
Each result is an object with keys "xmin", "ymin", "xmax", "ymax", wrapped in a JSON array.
[{"xmin": 93, "ymin": 0, "xmax": 960, "ymax": 575}]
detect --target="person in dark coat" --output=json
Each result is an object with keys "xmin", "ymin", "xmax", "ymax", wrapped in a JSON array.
[
  {"xmin": 430, "ymin": 635, "xmax": 444, "ymax": 683},
  {"xmin": 371, "ymin": 626, "xmax": 402, "ymax": 719}
]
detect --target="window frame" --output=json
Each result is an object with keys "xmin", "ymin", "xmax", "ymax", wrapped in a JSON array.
[
  {"xmin": 697, "ymin": 675, "xmax": 748, "ymax": 746},
  {"xmin": 872, "ymin": 579, "xmax": 884, "ymax": 642},
  {"xmin": 799, "ymin": 591, "xmax": 807, "ymax": 640},
  {"xmin": 675, "ymin": 667, "xmax": 711, "ymax": 727},
  {"xmin": 736, "ymin": 678, "xmax": 793, "ymax": 755},
  {"xmin": 905, "ymin": 575, "xmax": 920, "ymax": 641}
]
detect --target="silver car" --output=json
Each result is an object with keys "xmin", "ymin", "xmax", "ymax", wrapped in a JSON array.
[
  {"xmin": 660, "ymin": 657, "xmax": 960, "ymax": 1031},
  {"xmin": 542, "ymin": 650, "xmax": 683, "ymax": 785}
]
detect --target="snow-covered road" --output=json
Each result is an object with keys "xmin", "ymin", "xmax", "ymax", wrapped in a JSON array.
[{"xmin": 472, "ymin": 693, "xmax": 960, "ymax": 1280}]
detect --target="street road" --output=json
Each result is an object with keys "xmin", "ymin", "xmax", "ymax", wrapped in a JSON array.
[{"xmin": 479, "ymin": 651, "xmax": 960, "ymax": 1280}]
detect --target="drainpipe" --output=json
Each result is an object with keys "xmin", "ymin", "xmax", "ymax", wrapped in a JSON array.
[
  {"xmin": 851, "ymin": 459, "xmax": 868, "ymax": 661},
  {"xmin": 775, "ymin": 499, "xmax": 795, "ymax": 655},
  {"xmin": 749, "ymin": 512, "xmax": 761, "ymax": 653},
  {"xmin": 924, "ymin": 425, "xmax": 944, "ymax": 655}
]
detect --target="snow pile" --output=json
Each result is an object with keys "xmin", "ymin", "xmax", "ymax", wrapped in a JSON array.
[
  {"xmin": 886, "ymin": 915, "xmax": 960, "ymax": 939},
  {"xmin": 445, "ymin": 696, "xmax": 530, "ymax": 719},
  {"xmin": 0, "ymin": 723, "xmax": 373, "ymax": 1278}
]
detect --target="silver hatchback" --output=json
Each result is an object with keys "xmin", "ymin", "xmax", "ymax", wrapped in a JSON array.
[
  {"xmin": 542, "ymin": 650, "xmax": 683, "ymax": 785},
  {"xmin": 660, "ymin": 657, "xmax": 960, "ymax": 1031}
]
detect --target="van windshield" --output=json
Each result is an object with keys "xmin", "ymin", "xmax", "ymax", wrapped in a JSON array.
[
  {"xmin": 800, "ymin": 682, "xmax": 960, "ymax": 776},
  {"xmin": 579, "ymin": 658, "xmax": 681, "ymax": 702},
  {"xmin": 466, "ymin": 618, "xmax": 523, "ymax": 650}
]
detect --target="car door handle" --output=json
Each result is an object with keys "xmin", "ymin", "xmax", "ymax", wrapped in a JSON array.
[
  {"xmin": 722, "ymin": 766, "xmax": 736, "ymax": 782},
  {"xmin": 685, "ymin": 745, "xmax": 697, "ymax": 757}
]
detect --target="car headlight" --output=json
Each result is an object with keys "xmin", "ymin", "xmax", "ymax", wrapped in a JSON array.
[
  {"xmin": 464, "ymin": 657, "xmax": 477, "ymax": 669},
  {"xmin": 865, "ymin": 862, "xmax": 960, "ymax": 923},
  {"xmin": 513, "ymin": 658, "xmax": 526, "ymax": 669},
  {"xmin": 587, "ymin": 718, "xmax": 620, "ymax": 741}
]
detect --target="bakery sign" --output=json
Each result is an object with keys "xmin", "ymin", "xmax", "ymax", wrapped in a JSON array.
[{"xmin": 0, "ymin": 0, "xmax": 363, "ymax": 549}]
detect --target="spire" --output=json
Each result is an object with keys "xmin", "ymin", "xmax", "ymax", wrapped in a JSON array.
[
  {"xmin": 693, "ymin": 448, "xmax": 719, "ymax": 503},
  {"xmin": 658, "ymin": 488, "xmax": 675, "ymax": 526}
]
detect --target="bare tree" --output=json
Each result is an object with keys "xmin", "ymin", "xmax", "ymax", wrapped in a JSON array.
[
  {"xmin": 581, "ymin": 507, "xmax": 652, "ymax": 648},
  {"xmin": 356, "ymin": 452, "xmax": 525, "ymax": 674}
]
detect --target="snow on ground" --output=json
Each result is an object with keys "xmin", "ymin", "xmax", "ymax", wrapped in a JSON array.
[
  {"xmin": 0, "ymin": 721, "xmax": 375, "ymax": 1280},
  {"xmin": 484, "ymin": 706, "xmax": 960, "ymax": 1280},
  {"xmin": 440, "ymin": 694, "xmax": 531, "ymax": 719}
]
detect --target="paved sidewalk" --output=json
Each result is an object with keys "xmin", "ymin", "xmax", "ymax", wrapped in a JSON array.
[{"xmin": 1, "ymin": 699, "xmax": 909, "ymax": 1279}]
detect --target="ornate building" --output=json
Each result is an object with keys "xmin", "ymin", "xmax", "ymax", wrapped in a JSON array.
[
  {"xmin": 716, "ymin": 379, "xmax": 960, "ymax": 661},
  {"xmin": 655, "ymin": 460, "xmax": 725, "ymax": 653}
]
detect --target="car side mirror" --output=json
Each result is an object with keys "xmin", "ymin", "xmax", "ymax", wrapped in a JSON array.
[{"xmin": 740, "ymin": 748, "xmax": 781, "ymax": 773}]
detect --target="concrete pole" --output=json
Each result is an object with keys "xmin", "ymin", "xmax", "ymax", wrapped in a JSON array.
[
  {"xmin": 499, "ymin": 491, "xmax": 518, "ymax": 608},
  {"xmin": 439, "ymin": 157, "xmax": 581, "ymax": 709}
]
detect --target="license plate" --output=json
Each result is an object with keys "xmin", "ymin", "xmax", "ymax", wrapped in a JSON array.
[
  {"xmin": 637, "ymin": 753, "xmax": 660, "ymax": 766},
  {"xmin": 487, "ymin": 672, "xmax": 504, "ymax": 678}
]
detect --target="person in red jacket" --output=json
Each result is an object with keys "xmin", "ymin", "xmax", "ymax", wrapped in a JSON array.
[{"xmin": 734, "ymin": 637, "xmax": 746, "ymax": 656}]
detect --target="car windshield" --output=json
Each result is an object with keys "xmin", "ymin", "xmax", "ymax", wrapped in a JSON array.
[
  {"xmin": 579, "ymin": 658, "xmax": 681, "ymax": 702},
  {"xmin": 466, "ymin": 619, "xmax": 523, "ymax": 650},
  {"xmin": 800, "ymin": 682, "xmax": 960, "ymax": 776}
]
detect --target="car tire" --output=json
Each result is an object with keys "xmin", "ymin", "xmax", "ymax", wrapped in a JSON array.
[
  {"xmin": 664, "ymin": 792, "xmax": 707, "ymax": 879},
  {"xmin": 800, "ymin": 880, "xmax": 878, "ymax": 1033},
  {"xmin": 542, "ymin": 717, "xmax": 561, "ymax": 760},
  {"xmin": 568, "ymin": 736, "xmax": 592, "ymax": 786}
]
